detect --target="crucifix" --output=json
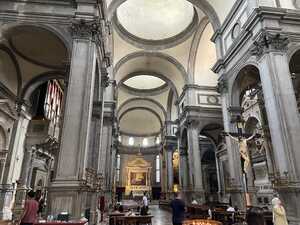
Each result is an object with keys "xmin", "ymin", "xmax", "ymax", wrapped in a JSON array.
[{"xmin": 222, "ymin": 110, "xmax": 261, "ymax": 207}]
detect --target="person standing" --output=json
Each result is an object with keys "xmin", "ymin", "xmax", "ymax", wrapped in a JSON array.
[
  {"xmin": 272, "ymin": 197, "xmax": 288, "ymax": 225},
  {"xmin": 170, "ymin": 192, "xmax": 186, "ymax": 225},
  {"xmin": 20, "ymin": 191, "xmax": 39, "ymax": 225}
]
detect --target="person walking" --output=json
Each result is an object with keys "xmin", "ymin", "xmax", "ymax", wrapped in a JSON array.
[
  {"xmin": 272, "ymin": 197, "xmax": 288, "ymax": 225},
  {"xmin": 170, "ymin": 192, "xmax": 186, "ymax": 225},
  {"xmin": 20, "ymin": 190, "xmax": 39, "ymax": 225}
]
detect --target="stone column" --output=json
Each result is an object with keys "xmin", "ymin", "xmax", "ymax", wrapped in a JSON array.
[
  {"xmin": 253, "ymin": 33, "xmax": 300, "ymax": 224},
  {"xmin": 179, "ymin": 147, "xmax": 189, "ymax": 199},
  {"xmin": 49, "ymin": 20, "xmax": 97, "ymax": 219},
  {"xmin": 0, "ymin": 111, "xmax": 30, "ymax": 220},
  {"xmin": 186, "ymin": 120, "xmax": 204, "ymax": 203},
  {"xmin": 166, "ymin": 149, "xmax": 174, "ymax": 195},
  {"xmin": 219, "ymin": 83, "xmax": 245, "ymax": 209},
  {"xmin": 13, "ymin": 145, "xmax": 36, "ymax": 219}
]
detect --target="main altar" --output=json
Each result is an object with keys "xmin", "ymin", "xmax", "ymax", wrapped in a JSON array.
[{"xmin": 125, "ymin": 155, "xmax": 152, "ymax": 196}]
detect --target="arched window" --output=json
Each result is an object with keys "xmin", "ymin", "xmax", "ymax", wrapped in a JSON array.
[
  {"xmin": 116, "ymin": 155, "xmax": 121, "ymax": 182},
  {"xmin": 156, "ymin": 155, "xmax": 160, "ymax": 183},
  {"xmin": 128, "ymin": 137, "xmax": 134, "ymax": 146},
  {"xmin": 142, "ymin": 138, "xmax": 148, "ymax": 147}
]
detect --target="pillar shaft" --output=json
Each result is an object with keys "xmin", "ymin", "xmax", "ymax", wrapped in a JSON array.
[
  {"xmin": 186, "ymin": 122, "xmax": 204, "ymax": 202},
  {"xmin": 257, "ymin": 49, "xmax": 300, "ymax": 224},
  {"xmin": 49, "ymin": 25, "xmax": 96, "ymax": 218}
]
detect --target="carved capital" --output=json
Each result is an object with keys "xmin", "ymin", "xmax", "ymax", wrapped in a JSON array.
[
  {"xmin": 251, "ymin": 31, "xmax": 289, "ymax": 58},
  {"xmin": 217, "ymin": 78, "xmax": 228, "ymax": 94},
  {"xmin": 70, "ymin": 19, "xmax": 101, "ymax": 39}
]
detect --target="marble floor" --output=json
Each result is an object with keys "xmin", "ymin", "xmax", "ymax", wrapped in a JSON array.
[{"xmin": 149, "ymin": 205, "xmax": 172, "ymax": 225}]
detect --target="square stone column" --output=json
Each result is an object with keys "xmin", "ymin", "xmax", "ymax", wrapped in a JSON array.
[
  {"xmin": 253, "ymin": 32, "xmax": 300, "ymax": 224},
  {"xmin": 48, "ymin": 20, "xmax": 97, "ymax": 219},
  {"xmin": 219, "ymin": 89, "xmax": 245, "ymax": 210},
  {"xmin": 186, "ymin": 120, "xmax": 205, "ymax": 203}
]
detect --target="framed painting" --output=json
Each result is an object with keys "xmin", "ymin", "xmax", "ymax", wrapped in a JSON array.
[{"xmin": 130, "ymin": 172, "xmax": 147, "ymax": 186}]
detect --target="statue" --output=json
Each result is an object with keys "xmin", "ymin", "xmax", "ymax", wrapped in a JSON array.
[{"xmin": 227, "ymin": 132, "xmax": 256, "ymax": 173}]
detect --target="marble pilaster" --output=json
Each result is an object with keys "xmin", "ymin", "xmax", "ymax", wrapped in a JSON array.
[
  {"xmin": 253, "ymin": 34, "xmax": 300, "ymax": 224},
  {"xmin": 48, "ymin": 19, "xmax": 97, "ymax": 219},
  {"xmin": 219, "ymin": 90, "xmax": 245, "ymax": 209},
  {"xmin": 12, "ymin": 145, "xmax": 36, "ymax": 219},
  {"xmin": 186, "ymin": 121, "xmax": 204, "ymax": 203}
]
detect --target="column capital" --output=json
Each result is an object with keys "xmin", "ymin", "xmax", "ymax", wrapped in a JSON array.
[
  {"xmin": 70, "ymin": 18, "xmax": 101, "ymax": 40},
  {"xmin": 185, "ymin": 117, "xmax": 201, "ymax": 129},
  {"xmin": 250, "ymin": 31, "xmax": 289, "ymax": 58},
  {"xmin": 217, "ymin": 77, "xmax": 228, "ymax": 94}
]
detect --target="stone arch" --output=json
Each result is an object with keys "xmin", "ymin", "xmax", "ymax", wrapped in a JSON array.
[
  {"xmin": 230, "ymin": 64, "xmax": 261, "ymax": 107},
  {"xmin": 119, "ymin": 107, "xmax": 163, "ymax": 129},
  {"xmin": 114, "ymin": 51, "xmax": 188, "ymax": 85},
  {"xmin": 20, "ymin": 71, "xmax": 66, "ymax": 102},
  {"xmin": 187, "ymin": 17, "xmax": 210, "ymax": 84},
  {"xmin": 107, "ymin": 0, "xmax": 221, "ymax": 31},
  {"xmin": 0, "ymin": 126, "xmax": 7, "ymax": 149},
  {"xmin": 0, "ymin": 44, "xmax": 22, "ymax": 96},
  {"xmin": 118, "ymin": 71, "xmax": 179, "ymax": 98},
  {"xmin": 167, "ymin": 89, "xmax": 179, "ymax": 121},
  {"xmin": 2, "ymin": 23, "xmax": 72, "ymax": 59},
  {"xmin": 118, "ymin": 97, "xmax": 167, "ymax": 120}
]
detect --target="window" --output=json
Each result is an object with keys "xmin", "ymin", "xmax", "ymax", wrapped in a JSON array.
[
  {"xmin": 143, "ymin": 138, "xmax": 148, "ymax": 147},
  {"xmin": 155, "ymin": 137, "xmax": 160, "ymax": 145},
  {"xmin": 116, "ymin": 155, "xmax": 121, "ymax": 182},
  {"xmin": 118, "ymin": 135, "xmax": 122, "ymax": 143},
  {"xmin": 156, "ymin": 155, "xmax": 160, "ymax": 183},
  {"xmin": 129, "ymin": 137, "xmax": 134, "ymax": 146}
]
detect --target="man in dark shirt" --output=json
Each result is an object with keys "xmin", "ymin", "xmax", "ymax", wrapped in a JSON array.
[{"xmin": 170, "ymin": 192, "xmax": 186, "ymax": 225}]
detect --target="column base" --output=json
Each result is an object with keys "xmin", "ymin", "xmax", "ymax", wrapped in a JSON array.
[
  {"xmin": 226, "ymin": 187, "xmax": 246, "ymax": 210},
  {"xmin": 192, "ymin": 188, "xmax": 205, "ymax": 204},
  {"xmin": 48, "ymin": 180, "xmax": 88, "ymax": 219},
  {"xmin": 0, "ymin": 184, "xmax": 15, "ymax": 220}
]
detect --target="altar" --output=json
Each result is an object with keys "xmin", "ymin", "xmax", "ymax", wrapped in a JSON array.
[{"xmin": 125, "ymin": 156, "xmax": 152, "ymax": 196}]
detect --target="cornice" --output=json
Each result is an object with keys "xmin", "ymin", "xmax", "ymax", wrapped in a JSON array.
[{"xmin": 212, "ymin": 7, "xmax": 300, "ymax": 73}]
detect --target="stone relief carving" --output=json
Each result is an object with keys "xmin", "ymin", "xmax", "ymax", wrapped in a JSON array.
[
  {"xmin": 217, "ymin": 78, "xmax": 228, "ymax": 94},
  {"xmin": 70, "ymin": 19, "xmax": 101, "ymax": 39},
  {"xmin": 251, "ymin": 31, "xmax": 289, "ymax": 58}
]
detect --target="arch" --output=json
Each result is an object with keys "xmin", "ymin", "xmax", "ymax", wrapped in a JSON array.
[
  {"xmin": 119, "ymin": 107, "xmax": 163, "ymax": 128},
  {"xmin": 0, "ymin": 44, "xmax": 22, "ymax": 95},
  {"xmin": 2, "ymin": 23, "xmax": 72, "ymax": 59},
  {"xmin": 114, "ymin": 51, "xmax": 188, "ymax": 81},
  {"xmin": 231, "ymin": 64, "xmax": 261, "ymax": 107},
  {"xmin": 112, "ymin": 7, "xmax": 199, "ymax": 50},
  {"xmin": 20, "ymin": 71, "xmax": 66, "ymax": 102},
  {"xmin": 108, "ymin": 0, "xmax": 221, "ymax": 31},
  {"xmin": 114, "ymin": 51, "xmax": 188, "ymax": 94},
  {"xmin": 167, "ymin": 89, "xmax": 179, "ymax": 121},
  {"xmin": 187, "ymin": 17, "xmax": 210, "ymax": 84},
  {"xmin": 0, "ymin": 126, "xmax": 7, "ymax": 149},
  {"xmin": 244, "ymin": 117, "xmax": 260, "ymax": 134},
  {"xmin": 118, "ymin": 71, "xmax": 175, "ymax": 97},
  {"xmin": 118, "ymin": 97, "xmax": 167, "ymax": 120}
]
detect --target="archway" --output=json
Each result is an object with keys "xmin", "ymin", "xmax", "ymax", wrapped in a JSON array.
[
  {"xmin": 231, "ymin": 65, "xmax": 275, "ymax": 207},
  {"xmin": 289, "ymin": 49, "xmax": 300, "ymax": 113}
]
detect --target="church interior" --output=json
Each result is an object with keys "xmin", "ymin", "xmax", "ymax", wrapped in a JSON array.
[{"xmin": 1, "ymin": 0, "xmax": 300, "ymax": 225}]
